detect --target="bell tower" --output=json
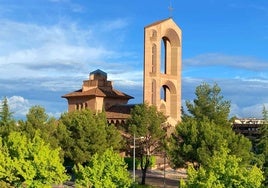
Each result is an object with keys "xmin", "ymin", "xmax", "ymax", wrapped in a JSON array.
[{"xmin": 143, "ymin": 18, "xmax": 182, "ymax": 123}]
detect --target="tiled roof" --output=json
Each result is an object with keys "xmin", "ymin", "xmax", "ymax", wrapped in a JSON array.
[
  {"xmin": 62, "ymin": 88, "xmax": 105, "ymax": 98},
  {"xmin": 62, "ymin": 87, "xmax": 133, "ymax": 99},
  {"xmin": 99, "ymin": 88, "xmax": 133, "ymax": 99}
]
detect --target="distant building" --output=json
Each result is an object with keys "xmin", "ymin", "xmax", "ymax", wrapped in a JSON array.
[
  {"xmin": 232, "ymin": 118, "xmax": 263, "ymax": 140},
  {"xmin": 62, "ymin": 69, "xmax": 134, "ymax": 125}
]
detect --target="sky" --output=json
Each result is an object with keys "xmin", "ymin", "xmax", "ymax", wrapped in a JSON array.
[{"xmin": 0, "ymin": 0, "xmax": 268, "ymax": 120}]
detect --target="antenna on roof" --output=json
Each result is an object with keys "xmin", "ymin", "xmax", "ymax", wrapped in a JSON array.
[{"xmin": 168, "ymin": 0, "xmax": 174, "ymax": 18}]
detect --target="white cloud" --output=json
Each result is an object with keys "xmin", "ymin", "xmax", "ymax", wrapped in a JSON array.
[
  {"xmin": 231, "ymin": 103, "xmax": 266, "ymax": 118},
  {"xmin": 7, "ymin": 96, "xmax": 31, "ymax": 118},
  {"xmin": 109, "ymin": 70, "xmax": 143, "ymax": 88},
  {"xmin": 182, "ymin": 76, "xmax": 268, "ymax": 118},
  {"xmin": 184, "ymin": 53, "xmax": 268, "ymax": 71},
  {"xmin": 100, "ymin": 18, "xmax": 129, "ymax": 31},
  {"xmin": 0, "ymin": 18, "xmax": 136, "ymax": 93}
]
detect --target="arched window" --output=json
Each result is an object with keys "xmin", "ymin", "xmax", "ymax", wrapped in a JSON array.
[{"xmin": 152, "ymin": 44, "xmax": 156, "ymax": 73}]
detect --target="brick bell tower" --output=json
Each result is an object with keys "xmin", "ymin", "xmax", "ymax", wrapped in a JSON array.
[{"xmin": 143, "ymin": 18, "xmax": 182, "ymax": 123}]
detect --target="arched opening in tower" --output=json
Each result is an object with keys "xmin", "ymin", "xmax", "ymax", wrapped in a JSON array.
[
  {"xmin": 160, "ymin": 85, "xmax": 170, "ymax": 115},
  {"xmin": 160, "ymin": 85, "xmax": 168, "ymax": 102},
  {"xmin": 161, "ymin": 37, "xmax": 171, "ymax": 74}
]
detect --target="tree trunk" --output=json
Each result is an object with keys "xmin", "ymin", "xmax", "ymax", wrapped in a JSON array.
[
  {"xmin": 141, "ymin": 166, "xmax": 147, "ymax": 185},
  {"xmin": 141, "ymin": 155, "xmax": 150, "ymax": 185}
]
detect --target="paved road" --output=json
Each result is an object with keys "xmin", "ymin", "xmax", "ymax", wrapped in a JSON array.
[
  {"xmin": 134, "ymin": 168, "xmax": 186, "ymax": 188},
  {"xmin": 54, "ymin": 168, "xmax": 186, "ymax": 188}
]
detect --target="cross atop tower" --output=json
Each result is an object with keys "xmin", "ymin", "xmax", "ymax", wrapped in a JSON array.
[{"xmin": 168, "ymin": 0, "xmax": 174, "ymax": 17}]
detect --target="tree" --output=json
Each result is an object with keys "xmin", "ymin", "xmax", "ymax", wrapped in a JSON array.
[
  {"xmin": 0, "ymin": 131, "xmax": 68, "ymax": 187},
  {"xmin": 185, "ymin": 83, "xmax": 230, "ymax": 126},
  {"xmin": 0, "ymin": 97, "xmax": 16, "ymax": 137},
  {"xmin": 58, "ymin": 109, "xmax": 123, "ymax": 166},
  {"xmin": 127, "ymin": 103, "xmax": 167, "ymax": 185},
  {"xmin": 255, "ymin": 106, "xmax": 268, "ymax": 186},
  {"xmin": 19, "ymin": 105, "xmax": 59, "ymax": 150},
  {"xmin": 169, "ymin": 117, "xmax": 252, "ymax": 168},
  {"xmin": 181, "ymin": 145, "xmax": 264, "ymax": 188},
  {"xmin": 74, "ymin": 148, "xmax": 132, "ymax": 188},
  {"xmin": 169, "ymin": 83, "xmax": 253, "ymax": 168}
]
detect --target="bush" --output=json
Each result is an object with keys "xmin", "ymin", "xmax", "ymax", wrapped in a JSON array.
[{"xmin": 75, "ymin": 148, "xmax": 132, "ymax": 188}]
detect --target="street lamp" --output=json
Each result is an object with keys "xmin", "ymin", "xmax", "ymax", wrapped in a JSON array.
[{"xmin": 133, "ymin": 133, "xmax": 144, "ymax": 183}]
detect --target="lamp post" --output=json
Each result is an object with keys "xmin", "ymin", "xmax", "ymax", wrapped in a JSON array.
[
  {"xmin": 133, "ymin": 133, "xmax": 136, "ymax": 183},
  {"xmin": 133, "ymin": 134, "xmax": 144, "ymax": 184}
]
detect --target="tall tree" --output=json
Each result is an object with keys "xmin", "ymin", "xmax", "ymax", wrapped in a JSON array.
[
  {"xmin": 0, "ymin": 97, "xmax": 16, "ymax": 137},
  {"xmin": 58, "ymin": 109, "xmax": 123, "ymax": 166},
  {"xmin": 0, "ymin": 132, "xmax": 68, "ymax": 187},
  {"xmin": 0, "ymin": 97, "xmax": 13, "ymax": 126},
  {"xmin": 19, "ymin": 105, "xmax": 59, "ymax": 150},
  {"xmin": 169, "ymin": 117, "xmax": 252, "ymax": 168},
  {"xmin": 185, "ymin": 83, "xmax": 231, "ymax": 126},
  {"xmin": 127, "ymin": 103, "xmax": 167, "ymax": 185},
  {"xmin": 169, "ymin": 83, "xmax": 253, "ymax": 168},
  {"xmin": 255, "ymin": 106, "xmax": 268, "ymax": 186}
]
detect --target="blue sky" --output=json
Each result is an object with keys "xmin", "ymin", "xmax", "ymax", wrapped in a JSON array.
[{"xmin": 0, "ymin": 0, "xmax": 268, "ymax": 119}]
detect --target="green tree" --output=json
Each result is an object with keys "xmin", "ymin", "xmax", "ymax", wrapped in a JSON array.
[
  {"xmin": 181, "ymin": 145, "xmax": 264, "ymax": 188},
  {"xmin": 75, "ymin": 148, "xmax": 132, "ymax": 188},
  {"xmin": 19, "ymin": 105, "xmax": 59, "ymax": 150},
  {"xmin": 0, "ymin": 97, "xmax": 16, "ymax": 137},
  {"xmin": 169, "ymin": 117, "xmax": 252, "ymax": 168},
  {"xmin": 127, "ymin": 103, "xmax": 167, "ymax": 185},
  {"xmin": 0, "ymin": 132, "xmax": 68, "ymax": 187},
  {"xmin": 185, "ymin": 83, "xmax": 231, "ymax": 126},
  {"xmin": 255, "ymin": 106, "xmax": 268, "ymax": 186},
  {"xmin": 58, "ymin": 109, "xmax": 123, "ymax": 166},
  {"xmin": 169, "ymin": 83, "xmax": 253, "ymax": 168}
]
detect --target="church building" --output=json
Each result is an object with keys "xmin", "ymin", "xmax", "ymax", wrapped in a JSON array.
[
  {"xmin": 62, "ymin": 69, "xmax": 134, "ymax": 125},
  {"xmin": 62, "ymin": 18, "xmax": 182, "ymax": 126}
]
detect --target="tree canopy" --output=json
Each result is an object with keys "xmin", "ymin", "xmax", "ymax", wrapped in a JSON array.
[
  {"xmin": 169, "ymin": 83, "xmax": 253, "ymax": 168},
  {"xmin": 75, "ymin": 148, "xmax": 132, "ymax": 188},
  {"xmin": 185, "ymin": 83, "xmax": 231, "ymax": 126},
  {"xmin": 18, "ymin": 105, "xmax": 60, "ymax": 150},
  {"xmin": 0, "ymin": 132, "xmax": 68, "ymax": 187},
  {"xmin": 169, "ymin": 117, "xmax": 253, "ymax": 168},
  {"xmin": 58, "ymin": 109, "xmax": 123, "ymax": 166},
  {"xmin": 181, "ymin": 145, "xmax": 264, "ymax": 188}
]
